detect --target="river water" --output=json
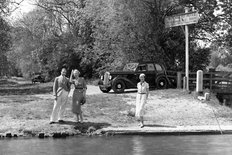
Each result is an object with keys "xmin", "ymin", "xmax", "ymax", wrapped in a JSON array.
[{"xmin": 1, "ymin": 135, "xmax": 232, "ymax": 155}]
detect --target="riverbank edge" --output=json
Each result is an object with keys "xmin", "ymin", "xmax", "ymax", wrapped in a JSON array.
[
  {"xmin": 1, "ymin": 125, "xmax": 232, "ymax": 139},
  {"xmin": 99, "ymin": 125, "xmax": 232, "ymax": 136}
]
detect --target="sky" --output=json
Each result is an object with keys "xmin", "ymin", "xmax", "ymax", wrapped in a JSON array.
[{"xmin": 10, "ymin": 0, "xmax": 36, "ymax": 19}]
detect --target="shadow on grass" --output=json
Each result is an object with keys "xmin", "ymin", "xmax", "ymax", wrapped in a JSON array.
[
  {"xmin": 108, "ymin": 90, "xmax": 137, "ymax": 94},
  {"xmin": 60, "ymin": 121, "xmax": 111, "ymax": 133},
  {"xmin": 0, "ymin": 87, "xmax": 52, "ymax": 95},
  {"xmin": 0, "ymin": 79, "xmax": 17, "ymax": 85},
  {"xmin": 0, "ymin": 80, "xmax": 53, "ymax": 95},
  {"xmin": 107, "ymin": 88, "xmax": 158, "ymax": 94},
  {"xmin": 144, "ymin": 124, "xmax": 176, "ymax": 128}
]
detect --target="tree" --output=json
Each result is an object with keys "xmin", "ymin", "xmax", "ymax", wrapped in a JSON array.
[
  {"xmin": 7, "ymin": 0, "xmax": 223, "ymax": 79},
  {"xmin": 0, "ymin": 17, "xmax": 11, "ymax": 76},
  {"xmin": 87, "ymin": 0, "xmax": 213, "ymax": 72},
  {"xmin": 8, "ymin": 9, "xmax": 46, "ymax": 77},
  {"xmin": 0, "ymin": 0, "xmax": 24, "ymax": 16},
  {"xmin": 0, "ymin": 0, "xmax": 25, "ymax": 76},
  {"xmin": 34, "ymin": 0, "xmax": 95, "ymax": 77}
]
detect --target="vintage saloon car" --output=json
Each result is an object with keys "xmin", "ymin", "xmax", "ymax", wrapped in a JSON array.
[{"xmin": 98, "ymin": 62, "xmax": 173, "ymax": 93}]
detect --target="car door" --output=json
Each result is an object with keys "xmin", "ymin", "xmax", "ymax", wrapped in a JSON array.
[
  {"xmin": 145, "ymin": 63, "xmax": 156, "ymax": 87},
  {"xmin": 135, "ymin": 64, "xmax": 146, "ymax": 84}
]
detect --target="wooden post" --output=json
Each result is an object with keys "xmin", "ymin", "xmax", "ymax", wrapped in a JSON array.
[
  {"xmin": 223, "ymin": 99, "xmax": 226, "ymax": 106},
  {"xmin": 196, "ymin": 70, "xmax": 203, "ymax": 93},
  {"xmin": 177, "ymin": 72, "xmax": 182, "ymax": 89},
  {"xmin": 183, "ymin": 76, "xmax": 187, "ymax": 90},
  {"xmin": 204, "ymin": 92, "xmax": 210, "ymax": 101},
  {"xmin": 210, "ymin": 72, "xmax": 212, "ymax": 92}
]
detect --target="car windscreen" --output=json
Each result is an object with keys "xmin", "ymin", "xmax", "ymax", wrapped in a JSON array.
[{"xmin": 123, "ymin": 63, "xmax": 139, "ymax": 71}]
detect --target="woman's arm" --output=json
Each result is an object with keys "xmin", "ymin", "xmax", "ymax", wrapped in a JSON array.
[
  {"xmin": 53, "ymin": 77, "xmax": 58, "ymax": 100},
  {"xmin": 69, "ymin": 70, "xmax": 73, "ymax": 83},
  {"xmin": 146, "ymin": 83, "xmax": 149, "ymax": 98},
  {"xmin": 83, "ymin": 78, "xmax": 87, "ymax": 97}
]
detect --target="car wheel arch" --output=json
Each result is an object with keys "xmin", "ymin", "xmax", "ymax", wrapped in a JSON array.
[
  {"xmin": 112, "ymin": 78, "xmax": 127, "ymax": 93},
  {"xmin": 155, "ymin": 76, "xmax": 168, "ymax": 89},
  {"xmin": 112, "ymin": 77, "xmax": 131, "ymax": 88}
]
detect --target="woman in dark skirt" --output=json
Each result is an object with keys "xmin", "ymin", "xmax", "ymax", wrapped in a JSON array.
[{"xmin": 70, "ymin": 69, "xmax": 87, "ymax": 123}]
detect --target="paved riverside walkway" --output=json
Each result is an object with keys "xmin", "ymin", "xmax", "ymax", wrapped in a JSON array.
[{"xmin": 101, "ymin": 125, "xmax": 232, "ymax": 135}]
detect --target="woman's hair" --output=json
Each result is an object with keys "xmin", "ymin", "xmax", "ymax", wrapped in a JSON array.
[
  {"xmin": 139, "ymin": 73, "xmax": 145, "ymax": 78},
  {"xmin": 61, "ymin": 67, "xmax": 67, "ymax": 72},
  {"xmin": 73, "ymin": 69, "xmax": 80, "ymax": 74}
]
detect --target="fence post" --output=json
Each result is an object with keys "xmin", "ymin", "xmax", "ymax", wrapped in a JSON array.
[
  {"xmin": 223, "ymin": 99, "xmax": 226, "ymax": 106},
  {"xmin": 177, "ymin": 72, "xmax": 182, "ymax": 89},
  {"xmin": 210, "ymin": 72, "xmax": 212, "ymax": 92},
  {"xmin": 196, "ymin": 70, "xmax": 203, "ymax": 93},
  {"xmin": 183, "ymin": 76, "xmax": 187, "ymax": 90}
]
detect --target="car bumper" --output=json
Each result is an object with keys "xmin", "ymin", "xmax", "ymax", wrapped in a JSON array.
[{"xmin": 99, "ymin": 84, "xmax": 111, "ymax": 89}]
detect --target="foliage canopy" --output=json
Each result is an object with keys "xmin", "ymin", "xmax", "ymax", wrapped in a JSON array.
[{"xmin": 2, "ymin": 0, "xmax": 231, "ymax": 78}]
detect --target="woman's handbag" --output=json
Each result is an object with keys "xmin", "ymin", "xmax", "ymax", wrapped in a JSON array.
[{"xmin": 81, "ymin": 97, "xmax": 86, "ymax": 105}]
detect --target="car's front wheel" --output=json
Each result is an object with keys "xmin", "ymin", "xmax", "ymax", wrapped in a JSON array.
[
  {"xmin": 112, "ymin": 80, "xmax": 125, "ymax": 93},
  {"xmin": 156, "ymin": 77, "xmax": 168, "ymax": 89}
]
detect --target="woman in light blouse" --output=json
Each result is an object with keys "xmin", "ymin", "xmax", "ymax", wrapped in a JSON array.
[
  {"xmin": 135, "ymin": 73, "xmax": 149, "ymax": 128},
  {"xmin": 70, "ymin": 69, "xmax": 87, "ymax": 123}
]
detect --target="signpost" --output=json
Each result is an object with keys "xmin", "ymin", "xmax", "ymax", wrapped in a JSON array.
[
  {"xmin": 165, "ymin": 10, "xmax": 199, "ymax": 91},
  {"xmin": 165, "ymin": 11, "xmax": 200, "ymax": 28}
]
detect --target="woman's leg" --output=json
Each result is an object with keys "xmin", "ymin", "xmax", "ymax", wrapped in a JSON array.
[
  {"xmin": 135, "ymin": 94, "xmax": 141, "ymax": 122},
  {"xmin": 79, "ymin": 111, "xmax": 83, "ymax": 123},
  {"xmin": 76, "ymin": 114, "xmax": 80, "ymax": 122},
  {"xmin": 140, "ymin": 116, "xmax": 144, "ymax": 127},
  {"xmin": 139, "ymin": 95, "xmax": 146, "ymax": 128}
]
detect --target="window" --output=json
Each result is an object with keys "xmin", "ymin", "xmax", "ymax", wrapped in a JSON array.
[
  {"xmin": 147, "ymin": 64, "xmax": 155, "ymax": 71},
  {"xmin": 137, "ymin": 65, "xmax": 146, "ymax": 71},
  {"xmin": 155, "ymin": 64, "xmax": 163, "ymax": 71},
  {"xmin": 123, "ymin": 63, "xmax": 139, "ymax": 71}
]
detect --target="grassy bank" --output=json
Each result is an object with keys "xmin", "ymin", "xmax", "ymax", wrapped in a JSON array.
[
  {"xmin": 0, "ymin": 78, "xmax": 232, "ymax": 138},
  {"xmin": 0, "ymin": 78, "xmax": 136, "ymax": 138}
]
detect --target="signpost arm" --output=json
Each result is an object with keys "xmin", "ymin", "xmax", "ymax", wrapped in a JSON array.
[{"xmin": 185, "ymin": 7, "xmax": 189, "ymax": 91}]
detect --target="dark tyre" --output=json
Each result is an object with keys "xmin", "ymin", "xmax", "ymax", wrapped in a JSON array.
[
  {"xmin": 112, "ymin": 80, "xmax": 125, "ymax": 93},
  {"xmin": 99, "ymin": 86, "xmax": 111, "ymax": 93},
  {"xmin": 156, "ymin": 77, "xmax": 168, "ymax": 89}
]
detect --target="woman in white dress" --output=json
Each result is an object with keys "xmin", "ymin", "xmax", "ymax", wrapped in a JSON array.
[{"xmin": 135, "ymin": 73, "xmax": 149, "ymax": 128}]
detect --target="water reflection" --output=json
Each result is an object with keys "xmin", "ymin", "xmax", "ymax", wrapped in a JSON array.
[
  {"xmin": 1, "ymin": 135, "xmax": 232, "ymax": 155},
  {"xmin": 132, "ymin": 136, "xmax": 145, "ymax": 155}
]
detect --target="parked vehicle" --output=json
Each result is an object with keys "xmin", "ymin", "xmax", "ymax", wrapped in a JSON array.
[
  {"xmin": 31, "ymin": 74, "xmax": 45, "ymax": 83},
  {"xmin": 98, "ymin": 62, "xmax": 173, "ymax": 93}
]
